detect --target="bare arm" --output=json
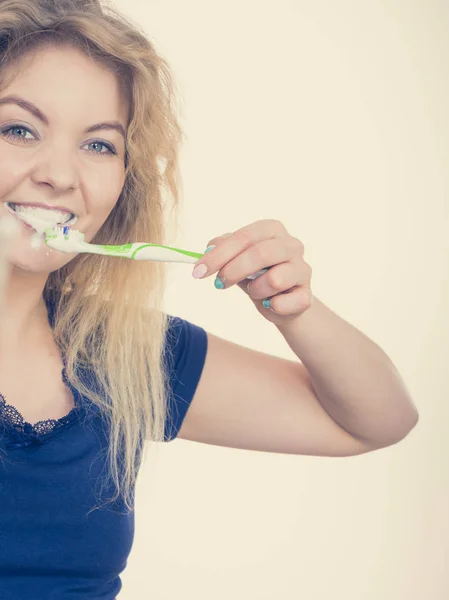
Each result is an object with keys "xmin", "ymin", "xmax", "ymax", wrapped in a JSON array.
[{"xmin": 178, "ymin": 296, "xmax": 418, "ymax": 455}]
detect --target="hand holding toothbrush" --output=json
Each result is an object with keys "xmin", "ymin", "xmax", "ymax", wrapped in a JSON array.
[{"xmin": 192, "ymin": 219, "xmax": 313, "ymax": 327}]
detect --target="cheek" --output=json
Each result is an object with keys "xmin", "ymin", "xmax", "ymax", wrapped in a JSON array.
[
  {"xmin": 85, "ymin": 167, "xmax": 125, "ymax": 219},
  {"xmin": 0, "ymin": 148, "xmax": 32, "ymax": 197}
]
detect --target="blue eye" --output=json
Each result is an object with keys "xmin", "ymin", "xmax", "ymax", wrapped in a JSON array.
[
  {"xmin": 84, "ymin": 140, "xmax": 116, "ymax": 155},
  {"xmin": 0, "ymin": 124, "xmax": 117, "ymax": 155},
  {"xmin": 1, "ymin": 125, "xmax": 36, "ymax": 143}
]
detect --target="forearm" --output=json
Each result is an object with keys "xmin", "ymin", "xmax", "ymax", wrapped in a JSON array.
[{"xmin": 276, "ymin": 296, "xmax": 419, "ymax": 445}]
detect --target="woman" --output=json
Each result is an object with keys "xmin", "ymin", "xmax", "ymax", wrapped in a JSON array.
[{"xmin": 0, "ymin": 0, "xmax": 418, "ymax": 597}]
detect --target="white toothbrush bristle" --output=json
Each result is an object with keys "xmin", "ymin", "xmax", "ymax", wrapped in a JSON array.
[{"xmin": 44, "ymin": 227, "xmax": 86, "ymax": 253}]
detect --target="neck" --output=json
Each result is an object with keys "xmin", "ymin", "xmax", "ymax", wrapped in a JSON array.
[{"xmin": 0, "ymin": 267, "xmax": 50, "ymax": 352}]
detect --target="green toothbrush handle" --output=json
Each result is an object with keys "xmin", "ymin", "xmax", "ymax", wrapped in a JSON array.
[
  {"xmin": 102, "ymin": 242, "xmax": 203, "ymax": 263},
  {"xmin": 102, "ymin": 242, "xmax": 269, "ymax": 277}
]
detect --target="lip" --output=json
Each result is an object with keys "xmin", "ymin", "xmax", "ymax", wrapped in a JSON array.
[{"xmin": 6, "ymin": 201, "xmax": 75, "ymax": 215}]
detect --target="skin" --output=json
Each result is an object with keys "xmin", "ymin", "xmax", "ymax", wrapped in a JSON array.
[
  {"xmin": 0, "ymin": 44, "xmax": 129, "ymax": 349},
  {"xmin": 0, "ymin": 41, "xmax": 418, "ymax": 452}
]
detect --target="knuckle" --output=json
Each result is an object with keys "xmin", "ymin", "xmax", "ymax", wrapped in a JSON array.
[
  {"xmin": 271, "ymin": 219, "xmax": 285, "ymax": 231},
  {"xmin": 295, "ymin": 238, "xmax": 304, "ymax": 252},
  {"xmin": 267, "ymin": 270, "xmax": 284, "ymax": 291},
  {"xmin": 252, "ymin": 243, "xmax": 269, "ymax": 263},
  {"xmin": 234, "ymin": 229, "xmax": 253, "ymax": 246},
  {"xmin": 301, "ymin": 288, "xmax": 312, "ymax": 305}
]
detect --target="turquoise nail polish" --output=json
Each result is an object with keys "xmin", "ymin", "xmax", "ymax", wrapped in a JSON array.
[
  {"xmin": 204, "ymin": 245, "xmax": 215, "ymax": 254},
  {"xmin": 263, "ymin": 298, "xmax": 271, "ymax": 309},
  {"xmin": 214, "ymin": 277, "xmax": 225, "ymax": 289}
]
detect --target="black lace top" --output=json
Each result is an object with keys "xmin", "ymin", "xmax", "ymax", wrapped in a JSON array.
[{"xmin": 0, "ymin": 362, "xmax": 86, "ymax": 449}]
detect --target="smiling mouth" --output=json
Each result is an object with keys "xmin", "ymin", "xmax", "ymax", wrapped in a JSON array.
[{"xmin": 4, "ymin": 202, "xmax": 77, "ymax": 229}]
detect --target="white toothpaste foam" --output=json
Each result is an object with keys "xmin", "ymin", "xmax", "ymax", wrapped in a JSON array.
[{"xmin": 11, "ymin": 206, "xmax": 73, "ymax": 250}]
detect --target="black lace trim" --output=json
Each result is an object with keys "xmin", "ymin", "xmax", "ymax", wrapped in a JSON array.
[{"xmin": 0, "ymin": 366, "xmax": 85, "ymax": 449}]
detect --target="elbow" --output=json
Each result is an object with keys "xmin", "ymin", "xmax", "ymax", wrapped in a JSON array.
[
  {"xmin": 399, "ymin": 405, "xmax": 419, "ymax": 440},
  {"xmin": 380, "ymin": 404, "xmax": 420, "ymax": 448}
]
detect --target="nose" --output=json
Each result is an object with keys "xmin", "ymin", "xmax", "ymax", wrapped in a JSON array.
[{"xmin": 30, "ymin": 144, "xmax": 80, "ymax": 192}]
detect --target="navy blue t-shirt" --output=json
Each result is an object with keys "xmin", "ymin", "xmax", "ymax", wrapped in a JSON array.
[{"xmin": 0, "ymin": 300, "xmax": 208, "ymax": 599}]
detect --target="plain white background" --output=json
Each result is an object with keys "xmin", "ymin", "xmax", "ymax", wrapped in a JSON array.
[{"xmin": 109, "ymin": 1, "xmax": 448, "ymax": 598}]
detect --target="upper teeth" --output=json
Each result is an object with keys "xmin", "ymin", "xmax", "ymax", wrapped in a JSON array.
[{"xmin": 7, "ymin": 203, "xmax": 74, "ymax": 224}]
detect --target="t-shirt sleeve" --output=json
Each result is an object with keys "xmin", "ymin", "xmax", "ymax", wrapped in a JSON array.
[{"xmin": 163, "ymin": 315, "xmax": 208, "ymax": 441}]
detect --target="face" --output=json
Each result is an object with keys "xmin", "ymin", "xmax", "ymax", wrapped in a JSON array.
[{"xmin": 0, "ymin": 44, "xmax": 129, "ymax": 274}]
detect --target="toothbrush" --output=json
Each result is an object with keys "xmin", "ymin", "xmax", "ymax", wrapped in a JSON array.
[{"xmin": 44, "ymin": 227, "xmax": 268, "ymax": 280}]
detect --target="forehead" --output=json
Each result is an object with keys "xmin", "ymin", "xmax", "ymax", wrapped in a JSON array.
[{"xmin": 1, "ymin": 44, "xmax": 129, "ymax": 126}]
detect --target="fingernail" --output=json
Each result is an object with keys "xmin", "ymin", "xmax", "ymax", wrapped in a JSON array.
[
  {"xmin": 192, "ymin": 263, "xmax": 208, "ymax": 279},
  {"xmin": 214, "ymin": 277, "xmax": 225, "ymax": 289},
  {"xmin": 204, "ymin": 245, "xmax": 216, "ymax": 254},
  {"xmin": 263, "ymin": 298, "xmax": 271, "ymax": 309}
]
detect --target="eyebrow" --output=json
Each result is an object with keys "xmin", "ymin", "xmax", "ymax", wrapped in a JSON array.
[{"xmin": 0, "ymin": 94, "xmax": 126, "ymax": 140}]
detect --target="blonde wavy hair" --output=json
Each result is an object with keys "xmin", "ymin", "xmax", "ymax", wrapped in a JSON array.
[{"xmin": 0, "ymin": 0, "xmax": 184, "ymax": 511}]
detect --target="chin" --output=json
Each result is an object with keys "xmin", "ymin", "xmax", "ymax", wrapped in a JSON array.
[
  {"xmin": 10, "ymin": 251, "xmax": 73, "ymax": 275},
  {"xmin": 9, "ymin": 227, "xmax": 75, "ymax": 274}
]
